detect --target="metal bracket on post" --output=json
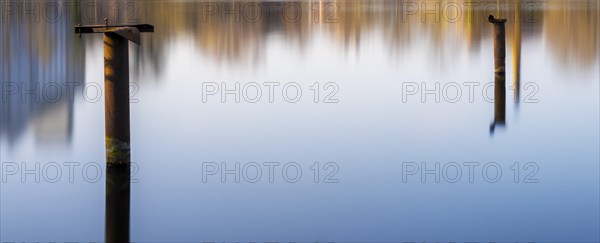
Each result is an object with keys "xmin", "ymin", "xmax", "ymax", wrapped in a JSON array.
[{"xmin": 75, "ymin": 23, "xmax": 154, "ymax": 45}]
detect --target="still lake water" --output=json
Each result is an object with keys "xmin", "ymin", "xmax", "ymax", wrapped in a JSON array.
[{"xmin": 1, "ymin": 0, "xmax": 599, "ymax": 241}]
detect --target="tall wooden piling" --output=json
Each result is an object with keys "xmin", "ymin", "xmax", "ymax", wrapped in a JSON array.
[
  {"xmin": 104, "ymin": 32, "xmax": 131, "ymax": 166},
  {"xmin": 489, "ymin": 15, "xmax": 507, "ymax": 132},
  {"xmin": 75, "ymin": 22, "xmax": 153, "ymax": 166},
  {"xmin": 75, "ymin": 22, "xmax": 154, "ymax": 243}
]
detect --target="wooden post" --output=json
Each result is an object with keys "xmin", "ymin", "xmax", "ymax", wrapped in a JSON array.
[
  {"xmin": 489, "ymin": 15, "xmax": 507, "ymax": 133},
  {"xmin": 75, "ymin": 21, "xmax": 153, "ymax": 243},
  {"xmin": 489, "ymin": 15, "xmax": 507, "ymax": 74},
  {"xmin": 76, "ymin": 22, "xmax": 152, "ymax": 165},
  {"xmin": 104, "ymin": 32, "xmax": 131, "ymax": 166}
]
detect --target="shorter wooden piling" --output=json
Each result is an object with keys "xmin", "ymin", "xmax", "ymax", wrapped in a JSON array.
[
  {"xmin": 489, "ymin": 15, "xmax": 507, "ymax": 74},
  {"xmin": 489, "ymin": 15, "xmax": 507, "ymax": 133}
]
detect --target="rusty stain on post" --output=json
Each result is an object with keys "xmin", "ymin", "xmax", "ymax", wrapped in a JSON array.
[{"xmin": 489, "ymin": 15, "xmax": 507, "ymax": 133}]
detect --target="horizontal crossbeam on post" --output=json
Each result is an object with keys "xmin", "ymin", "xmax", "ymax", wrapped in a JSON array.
[{"xmin": 75, "ymin": 24, "xmax": 154, "ymax": 34}]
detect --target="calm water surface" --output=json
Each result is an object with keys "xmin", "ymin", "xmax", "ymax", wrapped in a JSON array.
[{"xmin": 1, "ymin": 0, "xmax": 599, "ymax": 241}]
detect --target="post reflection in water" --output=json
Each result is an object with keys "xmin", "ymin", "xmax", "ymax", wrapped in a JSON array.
[
  {"xmin": 491, "ymin": 72, "xmax": 507, "ymax": 134},
  {"xmin": 105, "ymin": 165, "xmax": 131, "ymax": 243}
]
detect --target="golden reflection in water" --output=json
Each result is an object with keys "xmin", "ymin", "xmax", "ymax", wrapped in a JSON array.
[
  {"xmin": 512, "ymin": 0, "xmax": 522, "ymax": 105},
  {"xmin": 1, "ymin": 0, "xmax": 599, "ymax": 144},
  {"xmin": 2, "ymin": 1, "xmax": 597, "ymax": 77},
  {"xmin": 543, "ymin": 0, "xmax": 600, "ymax": 70},
  {"xmin": 125, "ymin": 0, "xmax": 599, "ymax": 70}
]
